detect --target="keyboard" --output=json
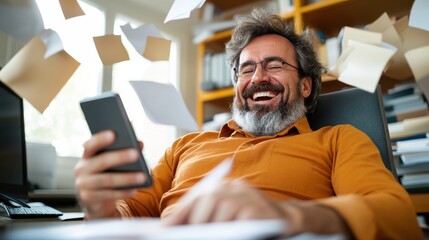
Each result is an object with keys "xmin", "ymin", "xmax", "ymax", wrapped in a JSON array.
[{"xmin": 2, "ymin": 203, "xmax": 63, "ymax": 219}]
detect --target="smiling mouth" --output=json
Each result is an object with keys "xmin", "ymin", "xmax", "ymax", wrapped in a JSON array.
[{"xmin": 252, "ymin": 91, "xmax": 278, "ymax": 101}]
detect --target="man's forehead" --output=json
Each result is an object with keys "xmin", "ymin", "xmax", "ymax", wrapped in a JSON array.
[{"xmin": 239, "ymin": 34, "xmax": 295, "ymax": 63}]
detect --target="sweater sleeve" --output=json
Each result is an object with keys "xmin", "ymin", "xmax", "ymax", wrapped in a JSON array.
[
  {"xmin": 318, "ymin": 125, "xmax": 422, "ymax": 240},
  {"xmin": 116, "ymin": 145, "xmax": 177, "ymax": 218}
]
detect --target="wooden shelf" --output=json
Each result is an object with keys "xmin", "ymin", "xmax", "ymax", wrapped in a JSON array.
[
  {"xmin": 199, "ymin": 87, "xmax": 235, "ymax": 101},
  {"xmin": 300, "ymin": 0, "xmax": 413, "ymax": 37}
]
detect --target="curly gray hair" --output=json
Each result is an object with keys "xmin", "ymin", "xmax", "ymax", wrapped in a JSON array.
[{"xmin": 225, "ymin": 8, "xmax": 323, "ymax": 113}]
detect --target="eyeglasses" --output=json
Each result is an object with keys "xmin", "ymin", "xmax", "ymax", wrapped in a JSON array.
[{"xmin": 234, "ymin": 56, "xmax": 299, "ymax": 82}]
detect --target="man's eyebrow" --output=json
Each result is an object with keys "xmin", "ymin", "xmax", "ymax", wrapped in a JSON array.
[{"xmin": 239, "ymin": 60, "xmax": 255, "ymax": 66}]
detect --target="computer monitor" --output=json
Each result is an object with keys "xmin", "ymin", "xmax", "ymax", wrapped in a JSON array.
[{"xmin": 0, "ymin": 80, "xmax": 29, "ymax": 203}]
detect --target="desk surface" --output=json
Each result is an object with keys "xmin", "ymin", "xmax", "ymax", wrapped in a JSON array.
[{"xmin": 0, "ymin": 201, "xmax": 83, "ymax": 230}]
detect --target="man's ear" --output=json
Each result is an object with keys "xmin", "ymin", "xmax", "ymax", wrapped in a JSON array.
[{"xmin": 301, "ymin": 76, "xmax": 312, "ymax": 98}]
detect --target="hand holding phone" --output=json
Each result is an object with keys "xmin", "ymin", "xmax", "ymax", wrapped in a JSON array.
[{"xmin": 80, "ymin": 92, "xmax": 152, "ymax": 189}]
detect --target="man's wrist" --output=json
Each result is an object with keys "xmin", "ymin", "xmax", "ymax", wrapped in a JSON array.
[{"xmin": 278, "ymin": 201, "xmax": 354, "ymax": 238}]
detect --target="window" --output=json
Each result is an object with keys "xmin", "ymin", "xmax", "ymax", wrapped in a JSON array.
[
  {"xmin": 26, "ymin": 1, "xmax": 105, "ymax": 156},
  {"xmin": 112, "ymin": 15, "xmax": 178, "ymax": 167}
]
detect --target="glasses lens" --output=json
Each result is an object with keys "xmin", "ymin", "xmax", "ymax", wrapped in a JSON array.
[
  {"xmin": 237, "ymin": 57, "xmax": 293, "ymax": 80},
  {"xmin": 238, "ymin": 63, "xmax": 256, "ymax": 79},
  {"xmin": 263, "ymin": 59, "xmax": 284, "ymax": 73}
]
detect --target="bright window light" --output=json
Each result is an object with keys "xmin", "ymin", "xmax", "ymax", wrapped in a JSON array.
[
  {"xmin": 112, "ymin": 15, "xmax": 177, "ymax": 167},
  {"xmin": 26, "ymin": 1, "xmax": 105, "ymax": 156}
]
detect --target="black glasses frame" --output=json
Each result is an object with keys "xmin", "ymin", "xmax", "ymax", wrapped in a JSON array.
[{"xmin": 233, "ymin": 56, "xmax": 300, "ymax": 82}]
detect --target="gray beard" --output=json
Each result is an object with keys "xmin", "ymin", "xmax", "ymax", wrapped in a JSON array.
[{"xmin": 231, "ymin": 95, "xmax": 307, "ymax": 136}]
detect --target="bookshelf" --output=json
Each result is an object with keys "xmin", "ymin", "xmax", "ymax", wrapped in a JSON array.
[{"xmin": 196, "ymin": 0, "xmax": 414, "ymax": 128}]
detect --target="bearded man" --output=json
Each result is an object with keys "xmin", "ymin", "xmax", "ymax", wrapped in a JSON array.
[{"xmin": 74, "ymin": 8, "xmax": 422, "ymax": 240}]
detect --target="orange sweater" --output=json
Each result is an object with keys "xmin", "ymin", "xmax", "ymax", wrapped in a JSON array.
[{"xmin": 117, "ymin": 117, "xmax": 422, "ymax": 239}]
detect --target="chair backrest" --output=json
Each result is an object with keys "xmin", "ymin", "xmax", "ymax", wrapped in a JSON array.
[{"xmin": 307, "ymin": 86, "xmax": 397, "ymax": 179}]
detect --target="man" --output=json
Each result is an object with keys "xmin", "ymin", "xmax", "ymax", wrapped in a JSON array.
[{"xmin": 74, "ymin": 8, "xmax": 422, "ymax": 239}]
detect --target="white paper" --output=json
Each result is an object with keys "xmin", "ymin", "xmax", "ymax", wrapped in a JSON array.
[
  {"xmin": 120, "ymin": 23, "xmax": 163, "ymax": 55},
  {"xmin": 130, "ymin": 80, "xmax": 198, "ymax": 131},
  {"xmin": 404, "ymin": 45, "xmax": 429, "ymax": 80},
  {"xmin": 5, "ymin": 218, "xmax": 289, "ymax": 240},
  {"xmin": 336, "ymin": 40, "xmax": 396, "ymax": 93},
  {"xmin": 0, "ymin": 0, "xmax": 44, "ymax": 42},
  {"xmin": 409, "ymin": 0, "xmax": 429, "ymax": 32},
  {"xmin": 342, "ymin": 27, "xmax": 382, "ymax": 50},
  {"xmin": 39, "ymin": 29, "xmax": 64, "ymax": 59},
  {"xmin": 164, "ymin": 0, "xmax": 206, "ymax": 23},
  {"xmin": 5, "ymin": 217, "xmax": 344, "ymax": 240}
]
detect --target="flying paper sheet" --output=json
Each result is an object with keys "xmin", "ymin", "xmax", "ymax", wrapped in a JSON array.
[
  {"xmin": 367, "ymin": 14, "xmax": 412, "ymax": 80},
  {"xmin": 164, "ymin": 0, "xmax": 205, "ymax": 23},
  {"xmin": 39, "ymin": 29, "xmax": 64, "ymax": 59},
  {"xmin": 58, "ymin": 0, "xmax": 85, "ymax": 19},
  {"xmin": 0, "ymin": 36, "xmax": 80, "ymax": 113},
  {"xmin": 0, "ymin": 0, "xmax": 44, "ymax": 42},
  {"xmin": 404, "ymin": 45, "xmax": 429, "ymax": 80},
  {"xmin": 143, "ymin": 36, "xmax": 171, "ymax": 61},
  {"xmin": 404, "ymin": 45, "xmax": 429, "ymax": 100},
  {"xmin": 409, "ymin": 0, "xmax": 429, "ymax": 32},
  {"xmin": 367, "ymin": 13, "xmax": 393, "ymax": 32},
  {"xmin": 120, "ymin": 23, "xmax": 171, "ymax": 61},
  {"xmin": 335, "ymin": 40, "xmax": 396, "ymax": 93},
  {"xmin": 342, "ymin": 27, "xmax": 382, "ymax": 50},
  {"xmin": 129, "ymin": 80, "xmax": 198, "ymax": 132},
  {"xmin": 93, "ymin": 35, "xmax": 130, "ymax": 65}
]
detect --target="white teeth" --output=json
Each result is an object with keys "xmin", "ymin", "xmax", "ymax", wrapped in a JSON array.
[{"xmin": 252, "ymin": 91, "xmax": 276, "ymax": 100}]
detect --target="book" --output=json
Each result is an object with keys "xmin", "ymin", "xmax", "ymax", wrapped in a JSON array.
[
  {"xmin": 383, "ymin": 83, "xmax": 428, "ymax": 123},
  {"xmin": 388, "ymin": 115, "xmax": 429, "ymax": 140},
  {"xmin": 201, "ymin": 52, "xmax": 233, "ymax": 91},
  {"xmin": 393, "ymin": 135, "xmax": 429, "ymax": 180},
  {"xmin": 386, "ymin": 106, "xmax": 429, "ymax": 123},
  {"xmin": 396, "ymin": 161, "xmax": 429, "ymax": 176},
  {"xmin": 401, "ymin": 172, "xmax": 429, "ymax": 187},
  {"xmin": 383, "ymin": 82, "xmax": 419, "ymax": 102},
  {"xmin": 400, "ymin": 152, "xmax": 429, "ymax": 165},
  {"xmin": 384, "ymin": 94, "xmax": 425, "ymax": 111},
  {"xmin": 396, "ymin": 136, "xmax": 429, "ymax": 151}
]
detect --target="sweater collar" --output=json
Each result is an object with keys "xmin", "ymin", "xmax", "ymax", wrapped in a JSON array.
[{"xmin": 218, "ymin": 116, "xmax": 313, "ymax": 138}]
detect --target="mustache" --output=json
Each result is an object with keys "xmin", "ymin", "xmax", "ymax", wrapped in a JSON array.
[{"xmin": 242, "ymin": 83, "xmax": 285, "ymax": 99}]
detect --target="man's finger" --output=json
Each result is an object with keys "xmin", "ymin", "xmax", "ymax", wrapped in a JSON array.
[
  {"xmin": 162, "ymin": 199, "xmax": 195, "ymax": 226},
  {"xmin": 82, "ymin": 130, "xmax": 115, "ymax": 158},
  {"xmin": 75, "ymin": 172, "xmax": 146, "ymax": 190},
  {"xmin": 79, "ymin": 189, "xmax": 137, "ymax": 204},
  {"xmin": 75, "ymin": 148, "xmax": 138, "ymax": 175}
]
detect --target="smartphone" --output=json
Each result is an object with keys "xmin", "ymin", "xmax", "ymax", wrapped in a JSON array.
[{"xmin": 80, "ymin": 92, "xmax": 152, "ymax": 189}]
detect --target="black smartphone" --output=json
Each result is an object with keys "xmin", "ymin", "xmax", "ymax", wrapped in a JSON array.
[{"xmin": 80, "ymin": 92, "xmax": 152, "ymax": 189}]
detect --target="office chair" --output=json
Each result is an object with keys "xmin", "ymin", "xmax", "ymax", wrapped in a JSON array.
[{"xmin": 307, "ymin": 85, "xmax": 397, "ymax": 179}]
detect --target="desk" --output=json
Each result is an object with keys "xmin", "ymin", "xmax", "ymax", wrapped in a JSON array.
[{"xmin": 0, "ymin": 202, "xmax": 83, "ymax": 231}]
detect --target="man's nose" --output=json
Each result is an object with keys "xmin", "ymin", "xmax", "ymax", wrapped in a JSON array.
[{"xmin": 250, "ymin": 64, "xmax": 269, "ymax": 84}]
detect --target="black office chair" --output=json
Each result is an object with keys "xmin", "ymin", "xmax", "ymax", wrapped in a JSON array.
[{"xmin": 307, "ymin": 85, "xmax": 397, "ymax": 179}]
